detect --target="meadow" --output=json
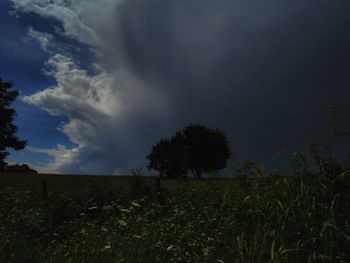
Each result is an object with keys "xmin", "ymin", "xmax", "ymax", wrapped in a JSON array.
[{"xmin": 0, "ymin": 172, "xmax": 349, "ymax": 262}]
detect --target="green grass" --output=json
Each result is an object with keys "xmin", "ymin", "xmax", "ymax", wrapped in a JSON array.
[{"xmin": 0, "ymin": 173, "xmax": 349, "ymax": 262}]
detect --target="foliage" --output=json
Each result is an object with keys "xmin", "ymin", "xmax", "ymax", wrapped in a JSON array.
[
  {"xmin": 130, "ymin": 169, "xmax": 152, "ymax": 197},
  {"xmin": 146, "ymin": 136, "xmax": 186, "ymax": 178},
  {"xmin": 232, "ymin": 160, "xmax": 270, "ymax": 179},
  {"xmin": 290, "ymin": 144, "xmax": 348, "ymax": 178},
  {"xmin": 4, "ymin": 164, "xmax": 37, "ymax": 173},
  {"xmin": 0, "ymin": 77, "xmax": 27, "ymax": 170},
  {"xmin": 0, "ymin": 171, "xmax": 349, "ymax": 262},
  {"xmin": 147, "ymin": 124, "xmax": 231, "ymax": 178},
  {"xmin": 182, "ymin": 124, "xmax": 231, "ymax": 178}
]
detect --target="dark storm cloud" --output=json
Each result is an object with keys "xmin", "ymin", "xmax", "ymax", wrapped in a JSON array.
[
  {"xmin": 11, "ymin": 0, "xmax": 350, "ymax": 174},
  {"xmin": 116, "ymin": 0, "xmax": 350, "ymax": 163}
]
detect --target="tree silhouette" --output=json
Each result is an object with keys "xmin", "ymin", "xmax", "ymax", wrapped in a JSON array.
[
  {"xmin": 146, "ymin": 139, "xmax": 171, "ymax": 177},
  {"xmin": 183, "ymin": 124, "xmax": 231, "ymax": 178},
  {"xmin": 0, "ymin": 77, "xmax": 27, "ymax": 170},
  {"xmin": 146, "ymin": 134, "xmax": 186, "ymax": 178},
  {"xmin": 147, "ymin": 124, "xmax": 231, "ymax": 178}
]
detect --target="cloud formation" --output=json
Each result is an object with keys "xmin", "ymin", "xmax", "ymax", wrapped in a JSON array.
[
  {"xmin": 26, "ymin": 27, "xmax": 54, "ymax": 52},
  {"xmin": 12, "ymin": 0, "xmax": 101, "ymax": 46},
  {"xmin": 27, "ymin": 144, "xmax": 80, "ymax": 173},
  {"xmin": 11, "ymin": 0, "xmax": 350, "ymax": 174},
  {"xmin": 22, "ymin": 52, "xmax": 167, "ymax": 174}
]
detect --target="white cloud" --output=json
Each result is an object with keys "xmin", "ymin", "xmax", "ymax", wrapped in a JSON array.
[
  {"xmin": 26, "ymin": 27, "xmax": 54, "ymax": 52},
  {"xmin": 21, "ymin": 53, "xmax": 122, "ymax": 173},
  {"xmin": 12, "ymin": 0, "xmax": 101, "ymax": 47},
  {"xmin": 27, "ymin": 144, "xmax": 80, "ymax": 173},
  {"xmin": 11, "ymin": 0, "xmax": 285, "ymax": 174},
  {"xmin": 10, "ymin": 0, "xmax": 222, "ymax": 173},
  {"xmin": 23, "ymin": 54, "xmax": 119, "ymax": 117},
  {"xmin": 21, "ymin": 49, "xmax": 167, "ymax": 174}
]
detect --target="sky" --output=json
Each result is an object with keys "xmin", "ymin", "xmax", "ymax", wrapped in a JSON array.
[{"xmin": 1, "ymin": 0, "xmax": 350, "ymax": 175}]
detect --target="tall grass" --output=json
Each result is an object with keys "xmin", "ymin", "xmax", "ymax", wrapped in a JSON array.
[{"xmin": 0, "ymin": 172, "xmax": 349, "ymax": 262}]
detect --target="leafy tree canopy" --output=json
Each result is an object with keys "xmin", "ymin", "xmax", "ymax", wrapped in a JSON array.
[
  {"xmin": 146, "ymin": 133, "xmax": 186, "ymax": 178},
  {"xmin": 182, "ymin": 124, "xmax": 231, "ymax": 178},
  {"xmin": 0, "ymin": 77, "xmax": 27, "ymax": 170},
  {"xmin": 146, "ymin": 124, "xmax": 231, "ymax": 178}
]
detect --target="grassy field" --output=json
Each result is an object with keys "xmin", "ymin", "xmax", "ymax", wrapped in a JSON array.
[{"xmin": 0, "ymin": 173, "xmax": 349, "ymax": 262}]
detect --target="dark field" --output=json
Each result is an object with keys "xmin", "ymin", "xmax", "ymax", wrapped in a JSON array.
[{"xmin": 0, "ymin": 173, "xmax": 349, "ymax": 262}]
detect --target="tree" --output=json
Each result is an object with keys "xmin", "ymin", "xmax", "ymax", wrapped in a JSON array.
[
  {"xmin": 146, "ymin": 134, "xmax": 186, "ymax": 178},
  {"xmin": 0, "ymin": 77, "xmax": 27, "ymax": 170},
  {"xmin": 146, "ymin": 139, "xmax": 171, "ymax": 177},
  {"xmin": 146, "ymin": 124, "xmax": 231, "ymax": 178},
  {"xmin": 4, "ymin": 164, "xmax": 37, "ymax": 174},
  {"xmin": 182, "ymin": 124, "xmax": 231, "ymax": 178}
]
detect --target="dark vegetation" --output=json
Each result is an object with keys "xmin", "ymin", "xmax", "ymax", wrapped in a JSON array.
[
  {"xmin": 0, "ymin": 77, "xmax": 27, "ymax": 170},
  {"xmin": 0, "ymin": 167, "xmax": 349, "ymax": 262},
  {"xmin": 0, "ymin": 76, "xmax": 349, "ymax": 262},
  {"xmin": 3, "ymin": 164, "xmax": 37, "ymax": 174},
  {"xmin": 147, "ymin": 124, "xmax": 231, "ymax": 178}
]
